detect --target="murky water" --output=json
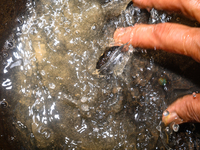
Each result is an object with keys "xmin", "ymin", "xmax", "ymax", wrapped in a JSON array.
[{"xmin": 1, "ymin": 0, "xmax": 200, "ymax": 149}]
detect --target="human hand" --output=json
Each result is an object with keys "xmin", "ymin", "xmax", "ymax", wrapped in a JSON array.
[
  {"xmin": 113, "ymin": 0, "xmax": 200, "ymax": 125},
  {"xmin": 114, "ymin": 0, "xmax": 200, "ymax": 62},
  {"xmin": 162, "ymin": 93, "xmax": 200, "ymax": 125}
]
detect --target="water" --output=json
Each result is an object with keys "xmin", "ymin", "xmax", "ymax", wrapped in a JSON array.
[{"xmin": 0, "ymin": 0, "xmax": 200, "ymax": 149}]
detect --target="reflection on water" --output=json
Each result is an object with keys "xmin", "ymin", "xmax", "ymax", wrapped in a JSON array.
[{"xmin": 0, "ymin": 0, "xmax": 200, "ymax": 149}]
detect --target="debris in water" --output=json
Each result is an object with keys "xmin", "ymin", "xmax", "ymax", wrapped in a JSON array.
[{"xmin": 158, "ymin": 77, "xmax": 167, "ymax": 86}]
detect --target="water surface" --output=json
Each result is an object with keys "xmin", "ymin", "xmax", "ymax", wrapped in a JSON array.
[{"xmin": 1, "ymin": 0, "xmax": 200, "ymax": 149}]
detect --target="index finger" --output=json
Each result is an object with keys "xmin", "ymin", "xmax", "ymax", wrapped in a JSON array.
[
  {"xmin": 114, "ymin": 23, "xmax": 200, "ymax": 62},
  {"xmin": 133, "ymin": 0, "xmax": 200, "ymax": 22}
]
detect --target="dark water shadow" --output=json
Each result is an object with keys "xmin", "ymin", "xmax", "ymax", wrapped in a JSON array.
[
  {"xmin": 0, "ymin": 0, "xmax": 27, "ymax": 149},
  {"xmin": 0, "ymin": 0, "xmax": 28, "ymax": 50},
  {"xmin": 136, "ymin": 49, "xmax": 200, "ymax": 86}
]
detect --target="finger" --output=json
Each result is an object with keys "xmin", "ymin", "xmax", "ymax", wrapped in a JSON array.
[
  {"xmin": 162, "ymin": 93, "xmax": 200, "ymax": 125},
  {"xmin": 132, "ymin": 0, "xmax": 200, "ymax": 22},
  {"xmin": 114, "ymin": 23, "xmax": 200, "ymax": 62},
  {"xmin": 163, "ymin": 111, "xmax": 184, "ymax": 125}
]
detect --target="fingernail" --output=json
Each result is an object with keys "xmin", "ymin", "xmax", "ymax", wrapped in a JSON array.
[
  {"xmin": 163, "ymin": 112, "xmax": 183, "ymax": 126},
  {"xmin": 114, "ymin": 27, "xmax": 130, "ymax": 41},
  {"xmin": 163, "ymin": 110, "xmax": 169, "ymax": 116}
]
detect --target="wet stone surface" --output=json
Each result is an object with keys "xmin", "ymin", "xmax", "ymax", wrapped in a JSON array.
[{"xmin": 0, "ymin": 0, "xmax": 200, "ymax": 150}]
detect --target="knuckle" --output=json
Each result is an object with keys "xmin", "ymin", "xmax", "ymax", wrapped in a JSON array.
[
  {"xmin": 182, "ymin": 32, "xmax": 189, "ymax": 56},
  {"xmin": 152, "ymin": 23, "xmax": 169, "ymax": 41},
  {"xmin": 152, "ymin": 23, "xmax": 171, "ymax": 48},
  {"xmin": 186, "ymin": 29, "xmax": 200, "ymax": 62},
  {"xmin": 185, "ymin": 98, "xmax": 195, "ymax": 122},
  {"xmin": 186, "ymin": 96, "xmax": 200, "ymax": 123},
  {"xmin": 194, "ymin": 34, "xmax": 200, "ymax": 62},
  {"xmin": 130, "ymin": 25, "xmax": 140, "ymax": 47}
]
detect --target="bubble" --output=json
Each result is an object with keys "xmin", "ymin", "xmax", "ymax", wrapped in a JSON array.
[
  {"xmin": 172, "ymin": 123, "xmax": 179, "ymax": 132},
  {"xmin": 32, "ymin": 123, "xmax": 54, "ymax": 148},
  {"xmin": 17, "ymin": 18, "xmax": 24, "ymax": 26},
  {"xmin": 193, "ymin": 92, "xmax": 196, "ymax": 98},
  {"xmin": 5, "ymin": 39, "xmax": 16, "ymax": 49},
  {"xmin": 40, "ymin": 127, "xmax": 52, "ymax": 139},
  {"xmin": 2, "ymin": 61, "xmax": 7, "ymax": 66},
  {"xmin": 8, "ymin": 42, "xmax": 14, "ymax": 48},
  {"xmin": 40, "ymin": 70, "xmax": 46, "ymax": 76},
  {"xmin": 3, "ymin": 53, "xmax": 8, "ymax": 58},
  {"xmin": 0, "ymin": 100, "xmax": 8, "ymax": 108},
  {"xmin": 81, "ymin": 97, "xmax": 87, "ymax": 103},
  {"xmin": 30, "ymin": 133, "xmax": 34, "ymax": 138},
  {"xmin": 10, "ymin": 136, "xmax": 15, "ymax": 141},
  {"xmin": 91, "ymin": 25, "xmax": 96, "ymax": 30},
  {"xmin": 49, "ymin": 83, "xmax": 56, "ymax": 89},
  {"xmin": 165, "ymin": 126, "xmax": 170, "ymax": 132},
  {"xmin": 176, "ymin": 17, "xmax": 180, "ymax": 22},
  {"xmin": 195, "ymin": 22, "xmax": 199, "ymax": 27},
  {"xmin": 16, "ymin": 31, "xmax": 22, "ymax": 36},
  {"xmin": 81, "ymin": 104, "xmax": 89, "ymax": 111}
]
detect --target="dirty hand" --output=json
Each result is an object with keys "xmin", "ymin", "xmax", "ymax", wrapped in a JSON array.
[{"xmin": 114, "ymin": 0, "xmax": 200, "ymax": 125}]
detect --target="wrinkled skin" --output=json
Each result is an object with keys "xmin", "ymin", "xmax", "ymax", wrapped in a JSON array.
[{"xmin": 114, "ymin": 0, "xmax": 200, "ymax": 125}]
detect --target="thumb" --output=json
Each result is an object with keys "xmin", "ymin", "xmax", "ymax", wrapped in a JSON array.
[{"xmin": 162, "ymin": 93, "xmax": 200, "ymax": 126}]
